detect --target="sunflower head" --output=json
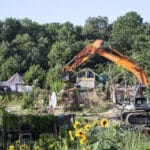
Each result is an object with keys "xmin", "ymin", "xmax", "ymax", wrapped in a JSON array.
[
  {"xmin": 9, "ymin": 144, "xmax": 15, "ymax": 150},
  {"xmin": 34, "ymin": 146, "xmax": 40, "ymax": 150},
  {"xmin": 15, "ymin": 140, "xmax": 20, "ymax": 145},
  {"xmin": 75, "ymin": 129, "xmax": 83, "ymax": 138},
  {"xmin": 79, "ymin": 134, "xmax": 87, "ymax": 144},
  {"xmin": 84, "ymin": 124, "xmax": 91, "ymax": 132},
  {"xmin": 20, "ymin": 144, "xmax": 28, "ymax": 150},
  {"xmin": 73, "ymin": 121, "xmax": 81, "ymax": 129},
  {"xmin": 100, "ymin": 118, "xmax": 109, "ymax": 128}
]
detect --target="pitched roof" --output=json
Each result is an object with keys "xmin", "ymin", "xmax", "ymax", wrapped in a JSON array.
[{"xmin": 2, "ymin": 73, "xmax": 25, "ymax": 86}]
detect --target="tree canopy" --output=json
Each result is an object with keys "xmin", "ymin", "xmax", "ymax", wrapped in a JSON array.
[{"xmin": 0, "ymin": 11, "xmax": 149, "ymax": 88}]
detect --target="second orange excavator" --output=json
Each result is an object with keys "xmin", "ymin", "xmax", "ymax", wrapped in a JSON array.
[{"xmin": 61, "ymin": 39, "xmax": 150, "ymax": 127}]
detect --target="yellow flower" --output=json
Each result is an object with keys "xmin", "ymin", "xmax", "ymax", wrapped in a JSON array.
[
  {"xmin": 78, "ymin": 131, "xmax": 86, "ymax": 138},
  {"xmin": 148, "ymin": 145, "xmax": 150, "ymax": 150},
  {"xmin": 81, "ymin": 148, "xmax": 90, "ymax": 150},
  {"xmin": 34, "ymin": 146, "xmax": 40, "ymax": 150},
  {"xmin": 15, "ymin": 140, "xmax": 20, "ymax": 145},
  {"xmin": 73, "ymin": 121, "xmax": 81, "ymax": 130},
  {"xmin": 100, "ymin": 118, "xmax": 109, "ymax": 128},
  {"xmin": 75, "ymin": 129, "xmax": 83, "ymax": 138},
  {"xmin": 79, "ymin": 134, "xmax": 87, "ymax": 144},
  {"xmin": 20, "ymin": 144, "xmax": 28, "ymax": 150},
  {"xmin": 68, "ymin": 130, "xmax": 74, "ymax": 141},
  {"xmin": 9, "ymin": 144, "xmax": 15, "ymax": 150},
  {"xmin": 84, "ymin": 124, "xmax": 91, "ymax": 132}
]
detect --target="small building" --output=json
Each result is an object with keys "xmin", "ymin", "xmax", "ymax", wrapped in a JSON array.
[
  {"xmin": 1, "ymin": 73, "xmax": 32, "ymax": 92},
  {"xmin": 76, "ymin": 68, "xmax": 98, "ymax": 90}
]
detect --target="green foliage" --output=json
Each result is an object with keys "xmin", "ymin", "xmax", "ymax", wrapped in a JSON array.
[
  {"xmin": 20, "ymin": 93, "xmax": 34, "ymax": 109},
  {"xmin": 37, "ymin": 134, "xmax": 60, "ymax": 150},
  {"xmin": 111, "ymin": 11, "xmax": 143, "ymax": 52},
  {"xmin": 24, "ymin": 64, "xmax": 46, "ymax": 87},
  {"xmin": 27, "ymin": 114, "xmax": 56, "ymax": 138},
  {"xmin": 86, "ymin": 126, "xmax": 150, "ymax": 150},
  {"xmin": 82, "ymin": 16, "xmax": 110, "ymax": 40},
  {"xmin": 1, "ymin": 18, "xmax": 22, "ymax": 42},
  {"xmin": 67, "ymin": 120, "xmax": 150, "ymax": 150},
  {"xmin": 0, "ymin": 56, "xmax": 21, "ymax": 80},
  {"xmin": 57, "ymin": 22, "xmax": 76, "ymax": 42},
  {"xmin": 0, "ymin": 13, "xmax": 149, "ymax": 88},
  {"xmin": 48, "ymin": 41, "xmax": 72, "ymax": 68},
  {"xmin": 46, "ymin": 65, "xmax": 63, "ymax": 93},
  {"xmin": 2, "ymin": 111, "xmax": 21, "ymax": 131},
  {"xmin": 1, "ymin": 111, "xmax": 56, "ymax": 138},
  {"xmin": 131, "ymin": 24, "xmax": 150, "ymax": 76}
]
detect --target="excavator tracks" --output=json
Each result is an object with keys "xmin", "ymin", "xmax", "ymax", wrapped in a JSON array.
[{"xmin": 122, "ymin": 111, "xmax": 150, "ymax": 126}]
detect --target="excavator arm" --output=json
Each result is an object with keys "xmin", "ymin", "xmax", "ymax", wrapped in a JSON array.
[
  {"xmin": 62, "ymin": 39, "xmax": 148, "ymax": 86},
  {"xmin": 96, "ymin": 46, "xmax": 148, "ymax": 86}
]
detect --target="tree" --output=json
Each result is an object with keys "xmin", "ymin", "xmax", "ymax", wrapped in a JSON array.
[
  {"xmin": 20, "ymin": 18, "xmax": 42, "ymax": 42},
  {"xmin": 111, "ymin": 11, "xmax": 143, "ymax": 52},
  {"xmin": 24, "ymin": 65, "xmax": 46, "ymax": 87},
  {"xmin": 82, "ymin": 16, "xmax": 110, "ymax": 40},
  {"xmin": 57, "ymin": 22, "xmax": 76, "ymax": 42},
  {"xmin": 37, "ymin": 36, "xmax": 49, "ymax": 69},
  {"xmin": 10, "ymin": 33, "xmax": 37, "ymax": 72},
  {"xmin": 0, "ymin": 55, "xmax": 21, "ymax": 80},
  {"xmin": 44, "ymin": 23, "xmax": 61, "ymax": 43},
  {"xmin": 1, "ymin": 18, "xmax": 22, "ymax": 42},
  {"xmin": 0, "ymin": 41, "xmax": 10, "ymax": 62},
  {"xmin": 131, "ymin": 23, "xmax": 150, "ymax": 76},
  {"xmin": 48, "ymin": 41, "xmax": 73, "ymax": 68},
  {"xmin": 0, "ymin": 21, "xmax": 4, "ymax": 41},
  {"xmin": 46, "ymin": 64, "xmax": 63, "ymax": 93}
]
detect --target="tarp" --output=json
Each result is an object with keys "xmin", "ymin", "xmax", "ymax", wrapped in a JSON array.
[
  {"xmin": 2, "ymin": 73, "xmax": 25, "ymax": 87},
  {"xmin": 1, "ymin": 73, "xmax": 32, "ymax": 92}
]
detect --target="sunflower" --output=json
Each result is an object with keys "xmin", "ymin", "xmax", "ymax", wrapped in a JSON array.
[
  {"xmin": 100, "ymin": 118, "xmax": 109, "ymax": 128},
  {"xmin": 20, "ymin": 144, "xmax": 28, "ymax": 150},
  {"xmin": 68, "ymin": 130, "xmax": 74, "ymax": 141},
  {"xmin": 9, "ymin": 144, "xmax": 15, "ymax": 150},
  {"xmin": 79, "ymin": 134, "xmax": 87, "ymax": 144},
  {"xmin": 75, "ymin": 129, "xmax": 84, "ymax": 138},
  {"xmin": 15, "ymin": 140, "xmax": 20, "ymax": 145},
  {"xmin": 73, "ymin": 121, "xmax": 81, "ymax": 130},
  {"xmin": 84, "ymin": 124, "xmax": 91, "ymax": 132},
  {"xmin": 34, "ymin": 146, "xmax": 40, "ymax": 150}
]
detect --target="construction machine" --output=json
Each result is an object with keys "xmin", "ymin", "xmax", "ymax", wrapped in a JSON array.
[{"xmin": 61, "ymin": 39, "xmax": 150, "ymax": 126}]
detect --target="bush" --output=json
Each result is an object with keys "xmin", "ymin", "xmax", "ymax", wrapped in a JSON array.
[{"xmin": 1, "ymin": 111, "xmax": 56, "ymax": 141}]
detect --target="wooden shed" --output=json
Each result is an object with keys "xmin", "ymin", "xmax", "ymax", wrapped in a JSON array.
[{"xmin": 76, "ymin": 68, "xmax": 98, "ymax": 90}]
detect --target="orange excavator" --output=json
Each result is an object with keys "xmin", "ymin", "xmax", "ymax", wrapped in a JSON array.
[{"xmin": 61, "ymin": 39, "xmax": 150, "ymax": 126}]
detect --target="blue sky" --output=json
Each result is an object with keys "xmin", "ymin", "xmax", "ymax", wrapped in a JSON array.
[{"xmin": 0, "ymin": 0, "xmax": 149, "ymax": 26}]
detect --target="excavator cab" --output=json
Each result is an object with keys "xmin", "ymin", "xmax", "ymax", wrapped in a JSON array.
[{"xmin": 134, "ymin": 86, "xmax": 150, "ymax": 111}]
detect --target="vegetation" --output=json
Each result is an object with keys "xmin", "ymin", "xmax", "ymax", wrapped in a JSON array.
[
  {"xmin": 0, "ymin": 11, "xmax": 150, "ymax": 150},
  {"xmin": 1, "ymin": 114, "xmax": 150, "ymax": 150},
  {"xmin": 0, "ymin": 11, "xmax": 150, "ymax": 91}
]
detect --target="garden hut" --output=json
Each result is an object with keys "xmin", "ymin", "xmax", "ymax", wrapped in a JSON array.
[
  {"xmin": 2, "ymin": 73, "xmax": 31, "ymax": 92},
  {"xmin": 76, "ymin": 68, "xmax": 98, "ymax": 89}
]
